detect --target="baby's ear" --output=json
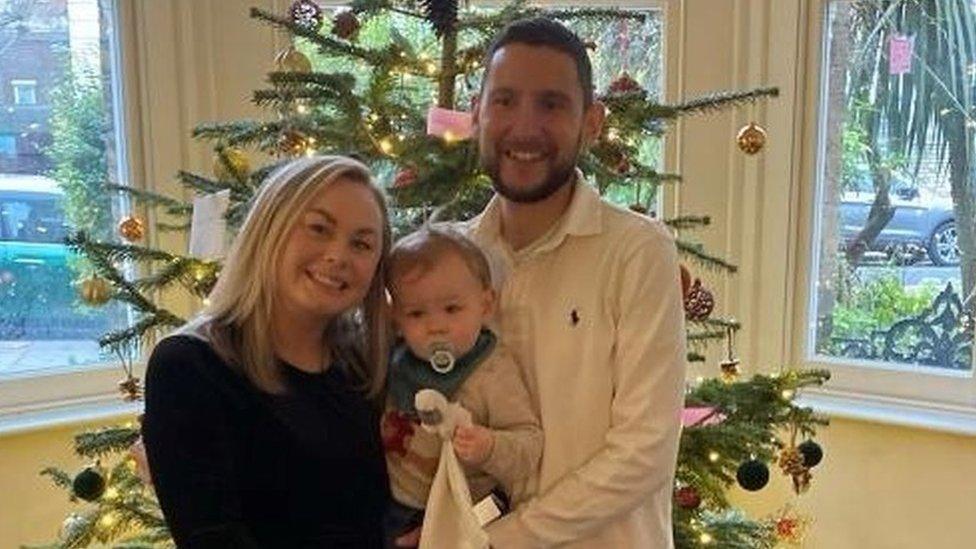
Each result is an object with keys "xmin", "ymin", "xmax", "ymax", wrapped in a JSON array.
[{"xmin": 481, "ymin": 287, "xmax": 497, "ymax": 319}]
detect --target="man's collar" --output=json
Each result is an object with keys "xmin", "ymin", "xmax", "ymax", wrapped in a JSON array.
[{"xmin": 471, "ymin": 169, "xmax": 604, "ymax": 253}]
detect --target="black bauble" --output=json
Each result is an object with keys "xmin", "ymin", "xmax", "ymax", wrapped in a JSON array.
[
  {"xmin": 736, "ymin": 459, "xmax": 770, "ymax": 491},
  {"xmin": 798, "ymin": 440, "xmax": 824, "ymax": 468},
  {"xmin": 72, "ymin": 466, "xmax": 106, "ymax": 501}
]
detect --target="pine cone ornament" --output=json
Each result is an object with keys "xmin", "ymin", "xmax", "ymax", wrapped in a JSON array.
[
  {"xmin": 684, "ymin": 279, "xmax": 715, "ymax": 320},
  {"xmin": 421, "ymin": 0, "xmax": 458, "ymax": 37},
  {"xmin": 289, "ymin": 0, "xmax": 324, "ymax": 32},
  {"xmin": 608, "ymin": 72, "xmax": 643, "ymax": 95},
  {"xmin": 778, "ymin": 447, "xmax": 812, "ymax": 494},
  {"xmin": 332, "ymin": 11, "xmax": 361, "ymax": 40}
]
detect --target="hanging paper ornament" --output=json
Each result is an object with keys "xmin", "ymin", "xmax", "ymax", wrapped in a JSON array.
[
  {"xmin": 274, "ymin": 46, "xmax": 312, "ymax": 73},
  {"xmin": 736, "ymin": 122, "xmax": 767, "ymax": 155},
  {"xmin": 72, "ymin": 464, "xmax": 106, "ymax": 501},
  {"xmin": 118, "ymin": 215, "xmax": 145, "ymax": 242},
  {"xmin": 778, "ymin": 446, "xmax": 812, "ymax": 494},
  {"xmin": 684, "ymin": 279, "xmax": 715, "ymax": 321},
  {"xmin": 674, "ymin": 485, "xmax": 701, "ymax": 510},
  {"xmin": 332, "ymin": 10, "xmax": 361, "ymax": 40},
  {"xmin": 420, "ymin": 0, "xmax": 458, "ymax": 37},
  {"xmin": 118, "ymin": 375, "xmax": 142, "ymax": 402},
  {"xmin": 798, "ymin": 440, "xmax": 824, "ymax": 468},
  {"xmin": 607, "ymin": 72, "xmax": 643, "ymax": 95},
  {"xmin": 212, "ymin": 147, "xmax": 250, "ymax": 181},
  {"xmin": 289, "ymin": 0, "xmax": 324, "ymax": 32},
  {"xmin": 736, "ymin": 459, "xmax": 769, "ymax": 491},
  {"xmin": 394, "ymin": 168, "xmax": 418, "ymax": 189},
  {"xmin": 78, "ymin": 276, "xmax": 112, "ymax": 306}
]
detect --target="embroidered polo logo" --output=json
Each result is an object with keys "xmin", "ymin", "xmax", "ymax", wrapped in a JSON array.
[{"xmin": 570, "ymin": 309, "xmax": 580, "ymax": 326}]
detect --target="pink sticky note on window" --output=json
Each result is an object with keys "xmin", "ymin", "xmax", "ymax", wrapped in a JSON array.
[
  {"xmin": 681, "ymin": 406, "xmax": 726, "ymax": 427},
  {"xmin": 426, "ymin": 106, "xmax": 473, "ymax": 141},
  {"xmin": 889, "ymin": 35, "xmax": 913, "ymax": 75}
]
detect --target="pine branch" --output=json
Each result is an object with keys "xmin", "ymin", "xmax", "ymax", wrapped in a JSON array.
[
  {"xmin": 40, "ymin": 467, "xmax": 73, "ymax": 490},
  {"xmin": 673, "ymin": 87, "xmax": 779, "ymax": 117},
  {"xmin": 106, "ymin": 184, "xmax": 192, "ymax": 216},
  {"xmin": 74, "ymin": 426, "xmax": 140, "ymax": 458},
  {"xmin": 664, "ymin": 215, "xmax": 712, "ymax": 230},
  {"xmin": 98, "ymin": 312, "xmax": 185, "ymax": 350},
  {"xmin": 676, "ymin": 239, "xmax": 738, "ymax": 273}
]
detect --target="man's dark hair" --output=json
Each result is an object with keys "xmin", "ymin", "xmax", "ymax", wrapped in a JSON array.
[{"xmin": 482, "ymin": 17, "xmax": 594, "ymax": 107}]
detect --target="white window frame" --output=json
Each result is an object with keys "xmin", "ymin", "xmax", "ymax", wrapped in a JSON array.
[
  {"xmin": 11, "ymin": 79, "xmax": 37, "ymax": 105},
  {"xmin": 789, "ymin": 0, "xmax": 976, "ymax": 435},
  {"xmin": 0, "ymin": 1, "xmax": 141, "ymax": 435}
]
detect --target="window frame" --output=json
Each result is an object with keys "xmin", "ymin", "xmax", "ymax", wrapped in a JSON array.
[
  {"xmin": 0, "ymin": 0, "xmax": 140, "ymax": 434},
  {"xmin": 11, "ymin": 79, "xmax": 38, "ymax": 106},
  {"xmin": 789, "ymin": 0, "xmax": 976, "ymax": 435}
]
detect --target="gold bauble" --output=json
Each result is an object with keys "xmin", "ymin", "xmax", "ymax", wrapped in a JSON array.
[
  {"xmin": 736, "ymin": 122, "xmax": 767, "ymax": 155},
  {"xmin": 274, "ymin": 46, "xmax": 312, "ymax": 73},
  {"xmin": 212, "ymin": 147, "xmax": 250, "ymax": 181},
  {"xmin": 720, "ymin": 359, "xmax": 741, "ymax": 382},
  {"xmin": 79, "ymin": 276, "xmax": 112, "ymax": 306},
  {"xmin": 118, "ymin": 376, "xmax": 143, "ymax": 402},
  {"xmin": 117, "ymin": 215, "xmax": 145, "ymax": 242}
]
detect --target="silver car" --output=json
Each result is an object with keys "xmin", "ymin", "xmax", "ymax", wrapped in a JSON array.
[{"xmin": 840, "ymin": 173, "xmax": 958, "ymax": 266}]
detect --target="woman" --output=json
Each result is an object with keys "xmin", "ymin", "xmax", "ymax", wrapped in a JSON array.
[{"xmin": 142, "ymin": 156, "xmax": 392, "ymax": 547}]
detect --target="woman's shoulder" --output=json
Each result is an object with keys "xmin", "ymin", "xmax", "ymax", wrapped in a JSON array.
[{"xmin": 146, "ymin": 335, "xmax": 248, "ymax": 401}]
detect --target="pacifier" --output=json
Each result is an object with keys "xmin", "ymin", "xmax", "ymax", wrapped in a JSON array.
[{"xmin": 428, "ymin": 341, "xmax": 456, "ymax": 374}]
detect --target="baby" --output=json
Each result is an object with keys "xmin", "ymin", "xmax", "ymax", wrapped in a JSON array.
[{"xmin": 381, "ymin": 224, "xmax": 542, "ymax": 547}]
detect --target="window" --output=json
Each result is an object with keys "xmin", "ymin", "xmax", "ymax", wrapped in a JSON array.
[
  {"xmin": 801, "ymin": 0, "xmax": 976, "ymax": 422},
  {"xmin": 0, "ymin": 135, "xmax": 14, "ymax": 156},
  {"xmin": 11, "ymin": 79, "xmax": 37, "ymax": 105},
  {"xmin": 0, "ymin": 0, "xmax": 129, "ymax": 382}
]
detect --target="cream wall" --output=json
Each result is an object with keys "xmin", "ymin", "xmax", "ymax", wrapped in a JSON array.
[{"xmin": 1, "ymin": 1, "xmax": 974, "ymax": 548}]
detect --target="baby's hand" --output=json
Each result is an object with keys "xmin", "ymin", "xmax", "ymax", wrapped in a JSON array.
[{"xmin": 452, "ymin": 424, "xmax": 494, "ymax": 466}]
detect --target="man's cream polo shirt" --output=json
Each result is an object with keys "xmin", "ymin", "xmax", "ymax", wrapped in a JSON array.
[{"xmin": 466, "ymin": 178, "xmax": 687, "ymax": 548}]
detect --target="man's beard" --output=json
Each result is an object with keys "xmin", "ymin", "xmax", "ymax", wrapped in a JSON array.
[{"xmin": 482, "ymin": 138, "xmax": 582, "ymax": 204}]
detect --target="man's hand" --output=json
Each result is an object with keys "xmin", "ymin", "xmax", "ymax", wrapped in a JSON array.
[{"xmin": 453, "ymin": 424, "xmax": 494, "ymax": 466}]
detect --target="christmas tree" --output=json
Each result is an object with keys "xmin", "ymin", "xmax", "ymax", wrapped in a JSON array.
[{"xmin": 40, "ymin": 1, "xmax": 829, "ymax": 547}]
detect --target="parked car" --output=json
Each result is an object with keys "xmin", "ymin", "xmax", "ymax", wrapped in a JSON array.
[
  {"xmin": 839, "ymin": 171, "xmax": 958, "ymax": 266},
  {"xmin": 0, "ymin": 174, "xmax": 105, "ymax": 341}
]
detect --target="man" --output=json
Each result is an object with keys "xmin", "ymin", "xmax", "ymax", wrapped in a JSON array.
[{"xmin": 465, "ymin": 17, "xmax": 687, "ymax": 548}]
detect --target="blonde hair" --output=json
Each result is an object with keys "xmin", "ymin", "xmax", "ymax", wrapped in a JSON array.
[
  {"xmin": 387, "ymin": 223, "xmax": 492, "ymax": 298},
  {"xmin": 202, "ymin": 155, "xmax": 390, "ymax": 397}
]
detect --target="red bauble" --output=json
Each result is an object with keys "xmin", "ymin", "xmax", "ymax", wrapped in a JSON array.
[
  {"xmin": 394, "ymin": 168, "xmax": 418, "ymax": 188},
  {"xmin": 674, "ymin": 486, "xmax": 701, "ymax": 510}
]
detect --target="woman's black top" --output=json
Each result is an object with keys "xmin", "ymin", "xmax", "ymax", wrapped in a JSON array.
[{"xmin": 142, "ymin": 335, "xmax": 389, "ymax": 548}]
